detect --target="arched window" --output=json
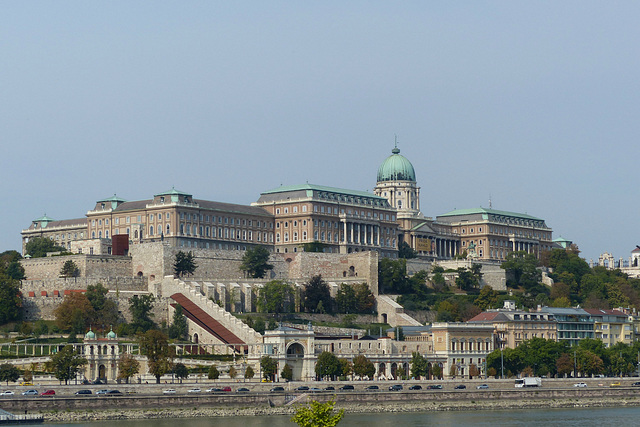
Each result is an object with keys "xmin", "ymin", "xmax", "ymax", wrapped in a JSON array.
[
  {"xmin": 166, "ymin": 224, "xmax": 170, "ymax": 235},
  {"xmin": 149, "ymin": 226, "xmax": 154, "ymax": 236},
  {"xmin": 98, "ymin": 231, "xmax": 102, "ymax": 238},
  {"xmin": 180, "ymin": 224, "xmax": 184, "ymax": 234},
  {"xmin": 92, "ymin": 231, "xmax": 96, "ymax": 238}
]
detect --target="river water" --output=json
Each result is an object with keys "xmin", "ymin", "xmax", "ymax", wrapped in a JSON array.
[{"xmin": 37, "ymin": 406, "xmax": 640, "ymax": 427}]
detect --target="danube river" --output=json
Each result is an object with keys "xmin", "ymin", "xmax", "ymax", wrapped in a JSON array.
[{"xmin": 37, "ymin": 406, "xmax": 640, "ymax": 427}]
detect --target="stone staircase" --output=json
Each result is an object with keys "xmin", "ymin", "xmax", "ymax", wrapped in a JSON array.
[
  {"xmin": 377, "ymin": 295, "xmax": 422, "ymax": 327},
  {"xmin": 166, "ymin": 278, "xmax": 262, "ymax": 345}
]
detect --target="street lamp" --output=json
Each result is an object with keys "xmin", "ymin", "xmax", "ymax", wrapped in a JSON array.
[{"xmin": 501, "ymin": 348, "xmax": 504, "ymax": 380}]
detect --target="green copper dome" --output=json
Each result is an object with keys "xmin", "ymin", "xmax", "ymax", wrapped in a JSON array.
[
  {"xmin": 376, "ymin": 147, "xmax": 416, "ymax": 182},
  {"xmin": 84, "ymin": 328, "xmax": 96, "ymax": 340}
]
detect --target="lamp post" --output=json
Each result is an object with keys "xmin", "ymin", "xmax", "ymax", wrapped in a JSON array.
[
  {"xmin": 574, "ymin": 350, "xmax": 577, "ymax": 378},
  {"xmin": 501, "ymin": 348, "xmax": 504, "ymax": 380}
]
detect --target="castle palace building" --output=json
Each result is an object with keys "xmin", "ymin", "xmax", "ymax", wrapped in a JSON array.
[
  {"xmin": 21, "ymin": 146, "xmax": 555, "ymax": 261},
  {"xmin": 254, "ymin": 184, "xmax": 399, "ymax": 258}
]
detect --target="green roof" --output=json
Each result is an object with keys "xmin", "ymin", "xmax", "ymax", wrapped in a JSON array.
[
  {"xmin": 154, "ymin": 187, "xmax": 192, "ymax": 197},
  {"xmin": 377, "ymin": 147, "xmax": 416, "ymax": 183},
  {"xmin": 438, "ymin": 207, "xmax": 543, "ymax": 221},
  {"xmin": 96, "ymin": 194, "xmax": 127, "ymax": 203},
  {"xmin": 261, "ymin": 183, "xmax": 385, "ymax": 200},
  {"xmin": 33, "ymin": 214, "xmax": 55, "ymax": 223}
]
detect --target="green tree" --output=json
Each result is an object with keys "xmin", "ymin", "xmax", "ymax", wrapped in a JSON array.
[
  {"xmin": 354, "ymin": 283, "xmax": 375, "ymax": 313},
  {"xmin": 174, "ymin": 362, "xmax": 189, "ymax": 383},
  {"xmin": 474, "ymin": 286, "xmax": 500, "ymax": 310},
  {"xmin": 239, "ymin": 246, "xmax": 273, "ymax": 278},
  {"xmin": 0, "ymin": 364, "xmax": 20, "ymax": 385},
  {"xmin": 46, "ymin": 345, "xmax": 87, "ymax": 385},
  {"xmin": 5, "ymin": 261, "xmax": 25, "ymax": 281},
  {"xmin": 410, "ymin": 352, "xmax": 427, "ymax": 379},
  {"xmin": 257, "ymin": 280, "xmax": 294, "ymax": 314},
  {"xmin": 455, "ymin": 268, "xmax": 479, "ymax": 291},
  {"xmin": 25, "ymin": 237, "xmax": 65, "ymax": 258},
  {"xmin": 129, "ymin": 294, "xmax": 155, "ymax": 332},
  {"xmin": 208, "ymin": 365, "xmax": 220, "ymax": 380},
  {"xmin": 335, "ymin": 284, "xmax": 357, "ymax": 313},
  {"xmin": 0, "ymin": 274, "xmax": 22, "ymax": 325},
  {"xmin": 244, "ymin": 365, "xmax": 255, "ymax": 379},
  {"xmin": 60, "ymin": 260, "xmax": 80, "ymax": 278},
  {"xmin": 398, "ymin": 241, "xmax": 417, "ymax": 259},
  {"xmin": 431, "ymin": 364, "xmax": 442, "ymax": 379},
  {"xmin": 281, "ymin": 363, "xmax": 293, "ymax": 381},
  {"xmin": 117, "ymin": 352, "xmax": 140, "ymax": 384},
  {"xmin": 87, "ymin": 283, "xmax": 119, "ymax": 328},
  {"xmin": 138, "ymin": 330, "xmax": 173, "ymax": 383},
  {"xmin": 303, "ymin": 275, "xmax": 332, "ymax": 314},
  {"xmin": 168, "ymin": 304, "xmax": 188, "ymax": 340},
  {"xmin": 173, "ymin": 251, "xmax": 197, "ymax": 277},
  {"xmin": 339, "ymin": 359, "xmax": 352, "ymax": 379},
  {"xmin": 291, "ymin": 399, "xmax": 344, "ymax": 427},
  {"xmin": 315, "ymin": 351, "xmax": 341, "ymax": 380},
  {"xmin": 501, "ymin": 251, "xmax": 542, "ymax": 291},
  {"xmin": 352, "ymin": 355, "xmax": 375, "ymax": 379},
  {"xmin": 378, "ymin": 258, "xmax": 410, "ymax": 294},
  {"xmin": 303, "ymin": 241, "xmax": 327, "ymax": 253},
  {"xmin": 260, "ymin": 356, "xmax": 278, "ymax": 381},
  {"xmin": 53, "ymin": 293, "xmax": 95, "ymax": 333}
]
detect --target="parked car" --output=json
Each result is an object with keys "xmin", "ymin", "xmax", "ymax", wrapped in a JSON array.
[
  {"xmin": 476, "ymin": 384, "xmax": 489, "ymax": 389},
  {"xmin": 187, "ymin": 388, "xmax": 201, "ymax": 393},
  {"xmin": 163, "ymin": 389, "xmax": 177, "ymax": 394},
  {"xmin": 323, "ymin": 386, "xmax": 335, "ymax": 391},
  {"xmin": 237, "ymin": 388, "xmax": 250, "ymax": 393},
  {"xmin": 96, "ymin": 389, "xmax": 109, "ymax": 395},
  {"xmin": 408, "ymin": 385, "xmax": 422, "ymax": 390},
  {"xmin": 574, "ymin": 383, "xmax": 588, "ymax": 388},
  {"xmin": 19, "ymin": 382, "xmax": 33, "ymax": 386},
  {"xmin": 21, "ymin": 389, "xmax": 38, "ymax": 396},
  {"xmin": 339, "ymin": 385, "xmax": 354, "ymax": 391},
  {"xmin": 40, "ymin": 390, "xmax": 55, "ymax": 396},
  {"xmin": 632, "ymin": 382, "xmax": 640, "ymax": 387},
  {"xmin": 206, "ymin": 388, "xmax": 223, "ymax": 393},
  {"xmin": 270, "ymin": 386, "xmax": 285, "ymax": 392},
  {"xmin": 610, "ymin": 382, "xmax": 622, "ymax": 387},
  {"xmin": 75, "ymin": 389, "xmax": 92, "ymax": 395},
  {"xmin": 427, "ymin": 385, "xmax": 443, "ymax": 390},
  {"xmin": 389, "ymin": 385, "xmax": 403, "ymax": 391},
  {"xmin": 106, "ymin": 390, "xmax": 122, "ymax": 395},
  {"xmin": 365, "ymin": 385, "xmax": 379, "ymax": 391},
  {"xmin": 454, "ymin": 385, "xmax": 466, "ymax": 390},
  {"xmin": 0, "ymin": 391, "xmax": 14, "ymax": 396},
  {"xmin": 221, "ymin": 387, "xmax": 232, "ymax": 392},
  {"xmin": 296, "ymin": 386, "xmax": 309, "ymax": 391}
]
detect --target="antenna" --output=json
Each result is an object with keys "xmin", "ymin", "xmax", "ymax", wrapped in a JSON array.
[
  {"xmin": 394, "ymin": 134, "xmax": 398, "ymax": 149},
  {"xmin": 489, "ymin": 194, "xmax": 492, "ymax": 209}
]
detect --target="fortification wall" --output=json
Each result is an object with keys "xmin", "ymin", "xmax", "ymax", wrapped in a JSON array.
[
  {"xmin": 21, "ymin": 255, "xmax": 132, "ymax": 280},
  {"xmin": 283, "ymin": 251, "xmax": 379, "ymax": 294}
]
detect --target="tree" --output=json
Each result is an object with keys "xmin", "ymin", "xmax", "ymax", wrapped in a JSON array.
[
  {"xmin": 239, "ymin": 246, "xmax": 273, "ymax": 278},
  {"xmin": 352, "ymin": 355, "xmax": 375, "ymax": 379},
  {"xmin": 244, "ymin": 365, "xmax": 255, "ymax": 379},
  {"xmin": 129, "ymin": 294, "xmax": 155, "ymax": 332},
  {"xmin": 0, "ymin": 364, "xmax": 20, "ymax": 385},
  {"xmin": 257, "ymin": 280, "xmax": 294, "ymax": 314},
  {"xmin": 168, "ymin": 304, "xmax": 188, "ymax": 340},
  {"xmin": 303, "ymin": 275, "xmax": 332, "ymax": 314},
  {"xmin": 291, "ymin": 399, "xmax": 344, "ymax": 427},
  {"xmin": 173, "ymin": 251, "xmax": 197, "ymax": 278},
  {"xmin": 260, "ymin": 356, "xmax": 278, "ymax": 381},
  {"xmin": 60, "ymin": 260, "xmax": 80, "ymax": 278},
  {"xmin": 86, "ymin": 283, "xmax": 119, "ymax": 328},
  {"xmin": 25, "ymin": 237, "xmax": 65, "ymax": 258},
  {"xmin": 335, "ymin": 284, "xmax": 357, "ymax": 313},
  {"xmin": 0, "ymin": 274, "xmax": 21, "ymax": 325},
  {"xmin": 281, "ymin": 363, "xmax": 293, "ymax": 381},
  {"xmin": 315, "ymin": 351, "xmax": 341, "ymax": 380},
  {"xmin": 455, "ymin": 268, "xmax": 479, "ymax": 291},
  {"xmin": 501, "ymin": 251, "xmax": 542, "ymax": 292},
  {"xmin": 5, "ymin": 261, "xmax": 25, "ymax": 281},
  {"xmin": 410, "ymin": 352, "xmax": 427, "ymax": 379},
  {"xmin": 431, "ymin": 364, "xmax": 442, "ymax": 380},
  {"xmin": 46, "ymin": 345, "xmax": 86, "ymax": 385},
  {"xmin": 474, "ymin": 286, "xmax": 500, "ymax": 310},
  {"xmin": 208, "ymin": 365, "xmax": 220, "ymax": 380},
  {"xmin": 174, "ymin": 363, "xmax": 189, "ymax": 383},
  {"xmin": 228, "ymin": 366, "xmax": 237, "ymax": 379},
  {"xmin": 378, "ymin": 258, "xmax": 410, "ymax": 294},
  {"xmin": 354, "ymin": 283, "xmax": 375, "ymax": 313},
  {"xmin": 138, "ymin": 330, "xmax": 173, "ymax": 383},
  {"xmin": 117, "ymin": 353, "xmax": 140, "ymax": 384},
  {"xmin": 398, "ymin": 241, "xmax": 417, "ymax": 259},
  {"xmin": 53, "ymin": 292, "xmax": 95, "ymax": 333},
  {"xmin": 339, "ymin": 359, "xmax": 352, "ymax": 379}
]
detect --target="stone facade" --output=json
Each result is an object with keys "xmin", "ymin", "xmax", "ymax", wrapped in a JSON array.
[{"xmin": 21, "ymin": 254, "xmax": 133, "ymax": 281}]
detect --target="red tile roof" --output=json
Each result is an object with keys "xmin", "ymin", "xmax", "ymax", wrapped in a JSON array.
[{"xmin": 468, "ymin": 312, "xmax": 501, "ymax": 322}]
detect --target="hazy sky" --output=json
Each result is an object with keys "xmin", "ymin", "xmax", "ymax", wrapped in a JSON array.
[{"xmin": 3, "ymin": 1, "xmax": 639, "ymax": 263}]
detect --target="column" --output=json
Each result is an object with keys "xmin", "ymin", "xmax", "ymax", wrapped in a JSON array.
[{"xmin": 343, "ymin": 222, "xmax": 347, "ymax": 243}]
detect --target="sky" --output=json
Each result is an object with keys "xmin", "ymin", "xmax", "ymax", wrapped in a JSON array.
[{"xmin": 2, "ymin": 1, "xmax": 639, "ymax": 263}]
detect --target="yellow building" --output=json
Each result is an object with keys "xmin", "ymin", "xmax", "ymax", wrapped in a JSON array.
[{"xmin": 585, "ymin": 309, "xmax": 633, "ymax": 347}]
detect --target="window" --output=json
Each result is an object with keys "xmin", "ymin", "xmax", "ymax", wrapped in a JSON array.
[
  {"xmin": 276, "ymin": 208, "xmax": 280, "ymax": 214},
  {"xmin": 149, "ymin": 226, "xmax": 154, "ymax": 235},
  {"xmin": 293, "ymin": 206, "xmax": 298, "ymax": 213},
  {"xmin": 284, "ymin": 208, "xmax": 288, "ymax": 214},
  {"xmin": 150, "ymin": 214, "xmax": 154, "ymax": 221},
  {"xmin": 302, "ymin": 206, "xmax": 307, "ymax": 212}
]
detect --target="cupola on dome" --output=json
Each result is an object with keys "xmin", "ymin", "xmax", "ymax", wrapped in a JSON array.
[{"xmin": 376, "ymin": 147, "xmax": 416, "ymax": 183}]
